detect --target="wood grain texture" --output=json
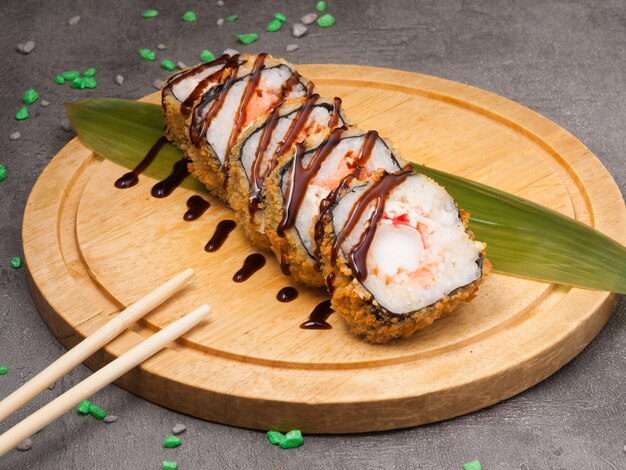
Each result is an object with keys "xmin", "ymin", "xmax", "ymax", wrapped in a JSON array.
[{"xmin": 23, "ymin": 65, "xmax": 625, "ymax": 433}]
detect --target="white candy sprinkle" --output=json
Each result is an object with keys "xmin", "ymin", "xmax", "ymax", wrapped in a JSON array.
[
  {"xmin": 115, "ymin": 75, "xmax": 125, "ymax": 86},
  {"xmin": 153, "ymin": 79, "xmax": 164, "ymax": 90},
  {"xmin": 176, "ymin": 61, "xmax": 187, "ymax": 70},
  {"xmin": 9, "ymin": 131, "xmax": 21, "ymax": 141},
  {"xmin": 157, "ymin": 43, "xmax": 167, "ymax": 50},
  {"xmin": 216, "ymin": 0, "xmax": 225, "ymax": 6},
  {"xmin": 61, "ymin": 119, "xmax": 72, "ymax": 132},
  {"xmin": 300, "ymin": 13, "xmax": 318, "ymax": 25},
  {"xmin": 103, "ymin": 415, "xmax": 119, "ymax": 423},
  {"xmin": 217, "ymin": 18, "xmax": 225, "ymax": 26},
  {"xmin": 16, "ymin": 438, "xmax": 32, "ymax": 451},
  {"xmin": 172, "ymin": 423, "xmax": 187, "ymax": 434},
  {"xmin": 68, "ymin": 16, "xmax": 81, "ymax": 26},
  {"xmin": 21, "ymin": 41, "xmax": 35, "ymax": 54},
  {"xmin": 286, "ymin": 44, "xmax": 299, "ymax": 52},
  {"xmin": 292, "ymin": 23, "xmax": 307, "ymax": 38},
  {"xmin": 40, "ymin": 99, "xmax": 50, "ymax": 107},
  {"xmin": 223, "ymin": 48, "xmax": 239, "ymax": 56}
]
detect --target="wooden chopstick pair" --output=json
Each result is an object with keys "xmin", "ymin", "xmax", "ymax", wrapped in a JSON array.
[{"xmin": 0, "ymin": 268, "xmax": 209, "ymax": 458}]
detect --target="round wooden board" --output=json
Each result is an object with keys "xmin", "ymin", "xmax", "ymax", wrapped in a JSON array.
[{"xmin": 23, "ymin": 64, "xmax": 625, "ymax": 433}]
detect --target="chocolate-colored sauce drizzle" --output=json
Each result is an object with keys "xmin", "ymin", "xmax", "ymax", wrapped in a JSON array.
[
  {"xmin": 205, "ymin": 219, "xmax": 237, "ymax": 252},
  {"xmin": 277, "ymin": 287, "xmax": 298, "ymax": 302},
  {"xmin": 151, "ymin": 158, "xmax": 190, "ymax": 198},
  {"xmin": 114, "ymin": 136, "xmax": 168, "ymax": 189},
  {"xmin": 300, "ymin": 300, "xmax": 334, "ymax": 330},
  {"xmin": 280, "ymin": 253, "xmax": 291, "ymax": 275},
  {"xmin": 325, "ymin": 273, "xmax": 336, "ymax": 295},
  {"xmin": 184, "ymin": 195, "xmax": 210, "ymax": 221},
  {"xmin": 332, "ymin": 170, "xmax": 412, "ymax": 281},
  {"xmin": 233, "ymin": 253, "xmax": 266, "ymax": 282}
]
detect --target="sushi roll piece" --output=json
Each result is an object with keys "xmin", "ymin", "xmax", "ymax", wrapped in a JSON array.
[
  {"xmin": 226, "ymin": 93, "xmax": 346, "ymax": 250},
  {"xmin": 162, "ymin": 53, "xmax": 311, "ymax": 200},
  {"xmin": 264, "ymin": 127, "xmax": 406, "ymax": 286},
  {"xmin": 316, "ymin": 169, "xmax": 490, "ymax": 343}
]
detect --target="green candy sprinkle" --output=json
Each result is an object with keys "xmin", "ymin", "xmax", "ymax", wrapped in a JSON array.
[
  {"xmin": 200, "ymin": 50, "xmax": 215, "ymax": 62},
  {"xmin": 266, "ymin": 19, "xmax": 282, "ymax": 32},
  {"xmin": 61, "ymin": 70, "xmax": 80, "ymax": 80},
  {"xmin": 83, "ymin": 67, "xmax": 96, "ymax": 77},
  {"xmin": 316, "ymin": 1, "xmax": 327, "ymax": 12},
  {"xmin": 83, "ymin": 77, "xmax": 97, "ymax": 89},
  {"xmin": 182, "ymin": 11, "xmax": 197, "ymax": 22},
  {"xmin": 88, "ymin": 403, "xmax": 107, "ymax": 420},
  {"xmin": 463, "ymin": 460, "xmax": 482, "ymax": 470},
  {"xmin": 70, "ymin": 77, "xmax": 86, "ymax": 89},
  {"xmin": 77, "ymin": 399, "xmax": 92, "ymax": 415},
  {"xmin": 163, "ymin": 435, "xmax": 181, "ymax": 448},
  {"xmin": 54, "ymin": 75, "xmax": 65, "ymax": 85},
  {"xmin": 160, "ymin": 60, "xmax": 176, "ymax": 71},
  {"xmin": 0, "ymin": 164, "xmax": 6, "ymax": 182},
  {"xmin": 15, "ymin": 107, "xmax": 29, "ymax": 121},
  {"xmin": 226, "ymin": 14, "xmax": 238, "ymax": 22},
  {"xmin": 316, "ymin": 13, "xmax": 336, "ymax": 28},
  {"xmin": 22, "ymin": 88, "xmax": 39, "ymax": 105},
  {"xmin": 142, "ymin": 9, "xmax": 159, "ymax": 18},
  {"xmin": 274, "ymin": 12, "xmax": 287, "ymax": 22},
  {"xmin": 237, "ymin": 33, "xmax": 258, "ymax": 45},
  {"xmin": 11, "ymin": 257, "xmax": 21, "ymax": 269},
  {"xmin": 266, "ymin": 430, "xmax": 286, "ymax": 445},
  {"xmin": 139, "ymin": 48, "xmax": 157, "ymax": 61},
  {"xmin": 162, "ymin": 461, "xmax": 178, "ymax": 470},
  {"xmin": 279, "ymin": 429, "xmax": 304, "ymax": 449},
  {"xmin": 0, "ymin": 366, "xmax": 7, "ymax": 375}
]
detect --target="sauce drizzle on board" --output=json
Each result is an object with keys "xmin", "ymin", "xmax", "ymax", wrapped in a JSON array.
[
  {"xmin": 184, "ymin": 195, "xmax": 211, "ymax": 221},
  {"xmin": 114, "ymin": 136, "xmax": 169, "ymax": 189},
  {"xmin": 277, "ymin": 287, "xmax": 298, "ymax": 302},
  {"xmin": 233, "ymin": 253, "xmax": 266, "ymax": 282},
  {"xmin": 205, "ymin": 220, "xmax": 237, "ymax": 252},
  {"xmin": 300, "ymin": 300, "xmax": 334, "ymax": 330}
]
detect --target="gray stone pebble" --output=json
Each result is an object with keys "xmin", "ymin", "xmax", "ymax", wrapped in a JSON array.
[
  {"xmin": 157, "ymin": 43, "xmax": 167, "ymax": 50},
  {"xmin": 153, "ymin": 79, "xmax": 164, "ymax": 90},
  {"xmin": 216, "ymin": 0, "xmax": 225, "ymax": 6},
  {"xmin": 68, "ymin": 16, "xmax": 81, "ymax": 26},
  {"xmin": 286, "ymin": 44, "xmax": 300, "ymax": 52},
  {"xmin": 9, "ymin": 131, "xmax": 21, "ymax": 141},
  {"xmin": 103, "ymin": 415, "xmax": 119, "ymax": 423},
  {"xmin": 176, "ymin": 61, "xmax": 187, "ymax": 70},
  {"xmin": 217, "ymin": 18, "xmax": 225, "ymax": 26},
  {"xmin": 172, "ymin": 423, "xmax": 187, "ymax": 435},
  {"xmin": 115, "ymin": 75, "xmax": 125, "ymax": 86},
  {"xmin": 223, "ymin": 48, "xmax": 239, "ymax": 56},
  {"xmin": 61, "ymin": 119, "xmax": 72, "ymax": 132},
  {"xmin": 16, "ymin": 438, "xmax": 32, "ymax": 451},
  {"xmin": 17, "ymin": 40, "xmax": 36, "ymax": 54},
  {"xmin": 40, "ymin": 99, "xmax": 50, "ymax": 107},
  {"xmin": 292, "ymin": 23, "xmax": 308, "ymax": 38},
  {"xmin": 300, "ymin": 13, "xmax": 318, "ymax": 25}
]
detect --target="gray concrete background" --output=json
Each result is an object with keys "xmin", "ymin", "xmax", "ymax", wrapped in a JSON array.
[{"xmin": 1, "ymin": 0, "xmax": 625, "ymax": 468}]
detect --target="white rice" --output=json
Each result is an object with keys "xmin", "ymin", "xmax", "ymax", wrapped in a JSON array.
[{"xmin": 170, "ymin": 63, "xmax": 227, "ymax": 103}]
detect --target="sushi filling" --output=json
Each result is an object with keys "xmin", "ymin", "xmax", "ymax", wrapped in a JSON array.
[{"xmin": 332, "ymin": 174, "xmax": 484, "ymax": 315}]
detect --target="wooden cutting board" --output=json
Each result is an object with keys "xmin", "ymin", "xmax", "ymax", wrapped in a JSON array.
[{"xmin": 23, "ymin": 64, "xmax": 625, "ymax": 433}]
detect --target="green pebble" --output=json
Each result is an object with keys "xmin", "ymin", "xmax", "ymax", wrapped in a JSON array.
[
  {"xmin": 279, "ymin": 429, "xmax": 304, "ymax": 449},
  {"xmin": 182, "ymin": 11, "xmax": 197, "ymax": 22},
  {"xmin": 226, "ymin": 14, "xmax": 238, "ymax": 22},
  {"xmin": 160, "ymin": 60, "xmax": 176, "ymax": 71},
  {"xmin": 83, "ymin": 77, "xmax": 97, "ymax": 89},
  {"xmin": 316, "ymin": 1, "xmax": 327, "ymax": 12},
  {"xmin": 0, "ymin": 164, "xmax": 6, "ymax": 182},
  {"xmin": 11, "ymin": 257, "xmax": 21, "ymax": 269},
  {"xmin": 274, "ymin": 12, "xmax": 287, "ymax": 22},
  {"xmin": 54, "ymin": 75, "xmax": 65, "ymax": 85},
  {"xmin": 266, "ymin": 430, "xmax": 286, "ymax": 445},
  {"xmin": 266, "ymin": 19, "xmax": 282, "ymax": 32},
  {"xmin": 61, "ymin": 70, "xmax": 80, "ymax": 80},
  {"xmin": 162, "ymin": 461, "xmax": 178, "ymax": 470},
  {"xmin": 0, "ymin": 366, "xmax": 7, "ymax": 375},
  {"xmin": 15, "ymin": 107, "xmax": 29, "ymax": 121},
  {"xmin": 89, "ymin": 403, "xmax": 107, "ymax": 420},
  {"xmin": 76, "ymin": 399, "xmax": 92, "ymax": 415},
  {"xmin": 70, "ymin": 77, "xmax": 86, "ymax": 89},
  {"xmin": 163, "ymin": 435, "xmax": 181, "ymax": 448},
  {"xmin": 236, "ymin": 33, "xmax": 258, "ymax": 45},
  {"xmin": 22, "ymin": 88, "xmax": 39, "ymax": 105},
  {"xmin": 316, "ymin": 13, "xmax": 336, "ymax": 28},
  {"xmin": 83, "ymin": 67, "xmax": 96, "ymax": 77},
  {"xmin": 463, "ymin": 460, "xmax": 482, "ymax": 470},
  {"xmin": 142, "ymin": 9, "xmax": 159, "ymax": 18},
  {"xmin": 139, "ymin": 48, "xmax": 157, "ymax": 61},
  {"xmin": 200, "ymin": 50, "xmax": 215, "ymax": 62}
]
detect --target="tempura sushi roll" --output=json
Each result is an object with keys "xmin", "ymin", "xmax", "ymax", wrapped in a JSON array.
[
  {"xmin": 317, "ymin": 170, "xmax": 490, "ymax": 343},
  {"xmin": 264, "ymin": 127, "xmax": 405, "ymax": 286},
  {"xmin": 226, "ymin": 94, "xmax": 346, "ymax": 250},
  {"xmin": 162, "ymin": 53, "xmax": 310, "ymax": 200}
]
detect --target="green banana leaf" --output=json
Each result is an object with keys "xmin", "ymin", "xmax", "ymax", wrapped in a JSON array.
[{"xmin": 65, "ymin": 98, "xmax": 626, "ymax": 294}]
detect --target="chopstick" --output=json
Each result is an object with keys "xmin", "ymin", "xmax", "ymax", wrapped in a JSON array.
[
  {"xmin": 0, "ymin": 304, "xmax": 211, "ymax": 457},
  {"xmin": 0, "ymin": 268, "xmax": 195, "ymax": 424}
]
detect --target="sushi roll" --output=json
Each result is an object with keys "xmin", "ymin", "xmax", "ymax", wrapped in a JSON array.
[
  {"xmin": 226, "ymin": 93, "xmax": 346, "ymax": 250},
  {"xmin": 162, "ymin": 53, "xmax": 311, "ymax": 200},
  {"xmin": 316, "ymin": 169, "xmax": 490, "ymax": 343},
  {"xmin": 264, "ymin": 127, "xmax": 406, "ymax": 286}
]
